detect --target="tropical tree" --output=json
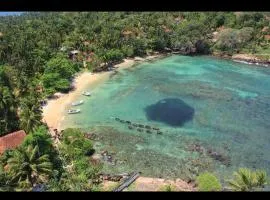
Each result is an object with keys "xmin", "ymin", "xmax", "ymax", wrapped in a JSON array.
[
  {"xmin": 60, "ymin": 128, "xmax": 94, "ymax": 161},
  {"xmin": 228, "ymin": 168, "xmax": 268, "ymax": 191},
  {"xmin": 19, "ymin": 100, "xmax": 43, "ymax": 133},
  {"xmin": 0, "ymin": 86, "xmax": 18, "ymax": 135},
  {"xmin": 0, "ymin": 164, "xmax": 11, "ymax": 191},
  {"xmin": 22, "ymin": 126, "xmax": 54, "ymax": 155},
  {"xmin": 51, "ymin": 128, "xmax": 101, "ymax": 191},
  {"xmin": 7, "ymin": 145, "xmax": 53, "ymax": 189}
]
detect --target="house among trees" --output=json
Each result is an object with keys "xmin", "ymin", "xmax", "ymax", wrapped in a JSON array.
[{"xmin": 0, "ymin": 130, "xmax": 26, "ymax": 154}]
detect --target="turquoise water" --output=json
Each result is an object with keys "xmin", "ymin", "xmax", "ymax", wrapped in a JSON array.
[{"xmin": 62, "ymin": 55, "xmax": 270, "ymax": 183}]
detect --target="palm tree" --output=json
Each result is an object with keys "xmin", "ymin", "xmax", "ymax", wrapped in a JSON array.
[
  {"xmin": 19, "ymin": 97, "xmax": 43, "ymax": 133},
  {"xmin": 228, "ymin": 168, "xmax": 268, "ymax": 191},
  {"xmin": 0, "ymin": 86, "xmax": 18, "ymax": 135},
  {"xmin": 7, "ymin": 145, "xmax": 53, "ymax": 188}
]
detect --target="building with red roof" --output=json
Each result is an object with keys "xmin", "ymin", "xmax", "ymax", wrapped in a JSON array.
[{"xmin": 0, "ymin": 130, "xmax": 26, "ymax": 154}]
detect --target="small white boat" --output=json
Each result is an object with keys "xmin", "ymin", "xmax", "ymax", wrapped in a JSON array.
[
  {"xmin": 71, "ymin": 100, "xmax": 84, "ymax": 106},
  {"xmin": 82, "ymin": 91, "xmax": 91, "ymax": 96},
  {"xmin": 67, "ymin": 109, "xmax": 81, "ymax": 114}
]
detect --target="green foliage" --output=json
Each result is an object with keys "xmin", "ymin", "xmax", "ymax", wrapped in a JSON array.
[
  {"xmin": 121, "ymin": 45, "xmax": 134, "ymax": 57},
  {"xmin": 102, "ymin": 48, "xmax": 124, "ymax": 64},
  {"xmin": 60, "ymin": 128, "xmax": 94, "ymax": 159},
  {"xmin": 41, "ymin": 54, "xmax": 80, "ymax": 96},
  {"xmin": 196, "ymin": 172, "xmax": 222, "ymax": 191},
  {"xmin": 228, "ymin": 168, "xmax": 268, "ymax": 191},
  {"xmin": 0, "ymin": 67, "xmax": 19, "ymax": 135},
  {"xmin": 50, "ymin": 128, "xmax": 101, "ymax": 191},
  {"xmin": 21, "ymin": 126, "xmax": 58, "ymax": 164},
  {"xmin": 42, "ymin": 72, "xmax": 70, "ymax": 95},
  {"xmin": 0, "ymin": 163, "xmax": 13, "ymax": 191},
  {"xmin": 19, "ymin": 96, "xmax": 43, "ymax": 133},
  {"xmin": 45, "ymin": 54, "xmax": 78, "ymax": 79},
  {"xmin": 236, "ymin": 13, "xmax": 265, "ymax": 29},
  {"xmin": 213, "ymin": 27, "xmax": 254, "ymax": 54},
  {"xmin": 6, "ymin": 145, "xmax": 53, "ymax": 189}
]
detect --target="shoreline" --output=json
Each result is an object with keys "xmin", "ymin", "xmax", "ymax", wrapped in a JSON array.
[
  {"xmin": 42, "ymin": 54, "xmax": 164, "ymax": 133},
  {"xmin": 212, "ymin": 52, "xmax": 270, "ymax": 67},
  {"xmin": 42, "ymin": 51, "xmax": 268, "ymax": 135}
]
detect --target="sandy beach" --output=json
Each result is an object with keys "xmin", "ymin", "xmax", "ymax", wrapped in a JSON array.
[{"xmin": 42, "ymin": 55, "xmax": 163, "ymax": 133}]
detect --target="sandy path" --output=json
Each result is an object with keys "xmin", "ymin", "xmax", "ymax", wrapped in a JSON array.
[{"xmin": 102, "ymin": 176, "xmax": 196, "ymax": 191}]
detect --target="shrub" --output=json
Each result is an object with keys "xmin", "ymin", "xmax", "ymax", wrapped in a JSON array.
[
  {"xmin": 196, "ymin": 172, "xmax": 222, "ymax": 191},
  {"xmin": 159, "ymin": 184, "xmax": 177, "ymax": 192}
]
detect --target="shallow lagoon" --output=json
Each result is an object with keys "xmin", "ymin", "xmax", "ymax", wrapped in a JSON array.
[{"xmin": 62, "ymin": 55, "xmax": 270, "ymax": 182}]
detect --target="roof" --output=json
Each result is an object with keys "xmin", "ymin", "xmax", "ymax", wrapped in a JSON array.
[{"xmin": 0, "ymin": 130, "xmax": 26, "ymax": 154}]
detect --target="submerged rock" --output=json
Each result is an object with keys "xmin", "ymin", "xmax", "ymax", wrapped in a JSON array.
[
  {"xmin": 207, "ymin": 149, "xmax": 231, "ymax": 166},
  {"xmin": 132, "ymin": 123, "xmax": 139, "ymax": 127},
  {"xmin": 137, "ymin": 128, "xmax": 143, "ymax": 132},
  {"xmin": 145, "ymin": 125, "xmax": 151, "ymax": 129},
  {"xmin": 157, "ymin": 131, "xmax": 162, "ymax": 135},
  {"xmin": 138, "ymin": 124, "xmax": 145, "ymax": 128},
  {"xmin": 188, "ymin": 143, "xmax": 205, "ymax": 154}
]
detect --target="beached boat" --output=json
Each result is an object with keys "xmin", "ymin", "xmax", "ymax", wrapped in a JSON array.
[
  {"xmin": 71, "ymin": 100, "xmax": 84, "ymax": 106},
  {"xmin": 67, "ymin": 109, "xmax": 81, "ymax": 114},
  {"xmin": 82, "ymin": 91, "xmax": 91, "ymax": 96}
]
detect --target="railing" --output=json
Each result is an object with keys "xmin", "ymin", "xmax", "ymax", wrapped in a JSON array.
[{"xmin": 113, "ymin": 172, "xmax": 140, "ymax": 192}]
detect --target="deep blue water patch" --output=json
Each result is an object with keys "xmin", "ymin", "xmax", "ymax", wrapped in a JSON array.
[{"xmin": 144, "ymin": 98, "xmax": 195, "ymax": 126}]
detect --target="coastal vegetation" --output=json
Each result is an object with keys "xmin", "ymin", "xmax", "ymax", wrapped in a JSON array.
[
  {"xmin": 0, "ymin": 127, "xmax": 101, "ymax": 191},
  {"xmin": 0, "ymin": 12, "xmax": 270, "ymax": 191}
]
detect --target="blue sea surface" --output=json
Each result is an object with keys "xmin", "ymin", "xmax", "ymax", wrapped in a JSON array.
[{"xmin": 62, "ymin": 55, "xmax": 270, "ymax": 183}]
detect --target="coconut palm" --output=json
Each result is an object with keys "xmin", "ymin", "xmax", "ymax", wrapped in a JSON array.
[
  {"xmin": 228, "ymin": 168, "xmax": 268, "ymax": 191},
  {"xmin": 7, "ymin": 145, "xmax": 53, "ymax": 188},
  {"xmin": 19, "ymin": 97, "xmax": 43, "ymax": 133},
  {"xmin": 0, "ymin": 86, "xmax": 18, "ymax": 135}
]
